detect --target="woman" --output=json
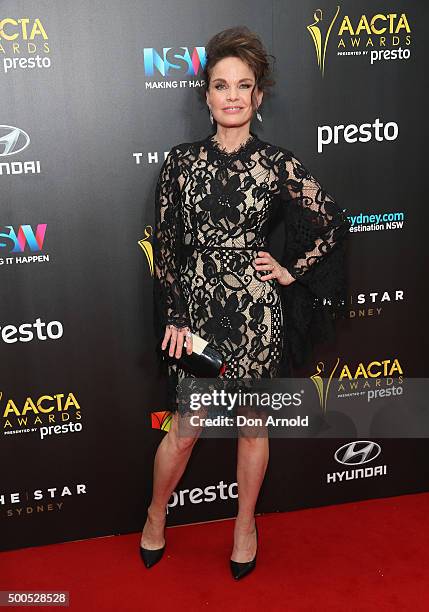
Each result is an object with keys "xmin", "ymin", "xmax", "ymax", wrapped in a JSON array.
[{"xmin": 141, "ymin": 26, "xmax": 351, "ymax": 579}]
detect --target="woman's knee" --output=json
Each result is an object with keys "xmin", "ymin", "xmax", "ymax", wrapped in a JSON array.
[
  {"xmin": 169, "ymin": 431, "xmax": 198, "ymax": 453},
  {"xmin": 168, "ymin": 413, "xmax": 200, "ymax": 453},
  {"xmin": 237, "ymin": 430, "xmax": 268, "ymax": 444}
]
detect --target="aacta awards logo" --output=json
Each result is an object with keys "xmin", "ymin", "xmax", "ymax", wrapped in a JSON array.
[
  {"xmin": 138, "ymin": 226, "xmax": 154, "ymax": 275},
  {"xmin": 1, "ymin": 388, "xmax": 83, "ymax": 440},
  {"xmin": 0, "ymin": 18, "xmax": 51, "ymax": 74},
  {"xmin": 310, "ymin": 357, "xmax": 404, "ymax": 413},
  {"xmin": 307, "ymin": 6, "xmax": 341, "ymax": 76},
  {"xmin": 307, "ymin": 6, "xmax": 411, "ymax": 75}
]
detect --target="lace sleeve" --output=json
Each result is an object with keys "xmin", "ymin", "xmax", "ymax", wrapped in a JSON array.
[
  {"xmin": 152, "ymin": 148, "xmax": 191, "ymax": 340},
  {"xmin": 279, "ymin": 151, "xmax": 351, "ymax": 279},
  {"xmin": 276, "ymin": 150, "xmax": 351, "ymax": 371}
]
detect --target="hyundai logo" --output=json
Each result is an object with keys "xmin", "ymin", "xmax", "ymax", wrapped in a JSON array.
[
  {"xmin": 334, "ymin": 441, "xmax": 381, "ymax": 466},
  {"xmin": 0, "ymin": 125, "xmax": 30, "ymax": 156}
]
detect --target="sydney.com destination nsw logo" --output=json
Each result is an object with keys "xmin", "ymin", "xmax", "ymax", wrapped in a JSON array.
[{"xmin": 307, "ymin": 6, "xmax": 411, "ymax": 76}]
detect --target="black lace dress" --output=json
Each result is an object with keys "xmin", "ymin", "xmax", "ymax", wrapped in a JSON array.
[{"xmin": 152, "ymin": 130, "xmax": 351, "ymax": 413}]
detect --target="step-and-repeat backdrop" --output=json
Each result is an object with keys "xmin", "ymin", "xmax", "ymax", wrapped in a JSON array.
[{"xmin": 1, "ymin": 0, "xmax": 427, "ymax": 551}]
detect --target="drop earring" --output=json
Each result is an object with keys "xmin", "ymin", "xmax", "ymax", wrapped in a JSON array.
[
  {"xmin": 209, "ymin": 109, "xmax": 214, "ymax": 124},
  {"xmin": 256, "ymin": 107, "xmax": 263, "ymax": 123}
]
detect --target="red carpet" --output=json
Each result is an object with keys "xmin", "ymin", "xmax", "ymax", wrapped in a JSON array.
[{"xmin": 1, "ymin": 492, "xmax": 429, "ymax": 611}]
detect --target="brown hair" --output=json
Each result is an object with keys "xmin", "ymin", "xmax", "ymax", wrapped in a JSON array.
[{"xmin": 198, "ymin": 26, "xmax": 276, "ymax": 107}]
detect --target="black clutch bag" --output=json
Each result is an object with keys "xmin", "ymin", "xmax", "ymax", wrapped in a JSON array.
[{"xmin": 162, "ymin": 332, "xmax": 226, "ymax": 377}]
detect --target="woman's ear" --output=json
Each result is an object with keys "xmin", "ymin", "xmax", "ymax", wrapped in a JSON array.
[{"xmin": 253, "ymin": 87, "xmax": 263, "ymax": 111}]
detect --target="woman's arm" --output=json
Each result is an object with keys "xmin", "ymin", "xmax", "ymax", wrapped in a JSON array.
[
  {"xmin": 276, "ymin": 149, "xmax": 351, "ymax": 369},
  {"xmin": 278, "ymin": 150, "xmax": 351, "ymax": 279},
  {"xmin": 152, "ymin": 148, "xmax": 191, "ymax": 333}
]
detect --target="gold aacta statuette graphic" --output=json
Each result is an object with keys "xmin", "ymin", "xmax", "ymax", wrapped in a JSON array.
[
  {"xmin": 307, "ymin": 6, "xmax": 340, "ymax": 77},
  {"xmin": 138, "ymin": 225, "xmax": 154, "ymax": 275},
  {"xmin": 310, "ymin": 358, "xmax": 340, "ymax": 414}
]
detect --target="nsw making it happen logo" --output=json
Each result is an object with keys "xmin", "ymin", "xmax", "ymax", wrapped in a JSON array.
[
  {"xmin": 307, "ymin": 6, "xmax": 412, "ymax": 76},
  {"xmin": 143, "ymin": 45, "xmax": 205, "ymax": 77},
  {"xmin": 0, "ymin": 223, "xmax": 50, "ymax": 266},
  {"xmin": 142, "ymin": 44, "xmax": 206, "ymax": 89}
]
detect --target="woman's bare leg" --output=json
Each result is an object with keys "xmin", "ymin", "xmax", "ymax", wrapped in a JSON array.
[
  {"xmin": 232, "ymin": 432, "xmax": 269, "ymax": 562},
  {"xmin": 141, "ymin": 411, "xmax": 200, "ymax": 549}
]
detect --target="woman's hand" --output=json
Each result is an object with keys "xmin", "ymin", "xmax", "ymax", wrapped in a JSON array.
[
  {"xmin": 161, "ymin": 324, "xmax": 193, "ymax": 359},
  {"xmin": 254, "ymin": 251, "xmax": 296, "ymax": 286}
]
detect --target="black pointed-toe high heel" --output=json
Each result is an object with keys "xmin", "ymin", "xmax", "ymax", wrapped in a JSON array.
[
  {"xmin": 140, "ymin": 542, "xmax": 165, "ymax": 568},
  {"xmin": 230, "ymin": 522, "xmax": 258, "ymax": 580},
  {"xmin": 139, "ymin": 510, "xmax": 166, "ymax": 569}
]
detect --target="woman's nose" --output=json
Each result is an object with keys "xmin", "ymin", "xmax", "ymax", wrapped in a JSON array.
[{"xmin": 227, "ymin": 89, "xmax": 240, "ymax": 100}]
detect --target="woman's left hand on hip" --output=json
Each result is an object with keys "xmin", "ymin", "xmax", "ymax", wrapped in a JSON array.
[{"xmin": 254, "ymin": 251, "xmax": 296, "ymax": 286}]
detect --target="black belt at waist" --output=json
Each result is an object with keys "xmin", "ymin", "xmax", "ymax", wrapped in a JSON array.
[{"xmin": 181, "ymin": 243, "xmax": 268, "ymax": 252}]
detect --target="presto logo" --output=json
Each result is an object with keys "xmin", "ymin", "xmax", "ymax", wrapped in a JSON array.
[
  {"xmin": 0, "ymin": 317, "xmax": 63, "ymax": 343},
  {"xmin": 167, "ymin": 480, "xmax": 238, "ymax": 512},
  {"xmin": 317, "ymin": 117, "xmax": 398, "ymax": 153}
]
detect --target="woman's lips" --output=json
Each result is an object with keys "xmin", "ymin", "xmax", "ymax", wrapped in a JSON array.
[{"xmin": 222, "ymin": 107, "xmax": 243, "ymax": 114}]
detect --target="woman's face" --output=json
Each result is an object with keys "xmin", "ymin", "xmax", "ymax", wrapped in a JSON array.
[{"xmin": 206, "ymin": 56, "xmax": 263, "ymax": 128}]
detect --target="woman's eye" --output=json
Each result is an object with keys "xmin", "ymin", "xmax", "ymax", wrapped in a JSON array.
[{"xmin": 214, "ymin": 83, "xmax": 251, "ymax": 90}]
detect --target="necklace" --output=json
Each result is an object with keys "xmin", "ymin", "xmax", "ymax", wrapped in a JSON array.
[{"xmin": 208, "ymin": 132, "xmax": 256, "ymax": 156}]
